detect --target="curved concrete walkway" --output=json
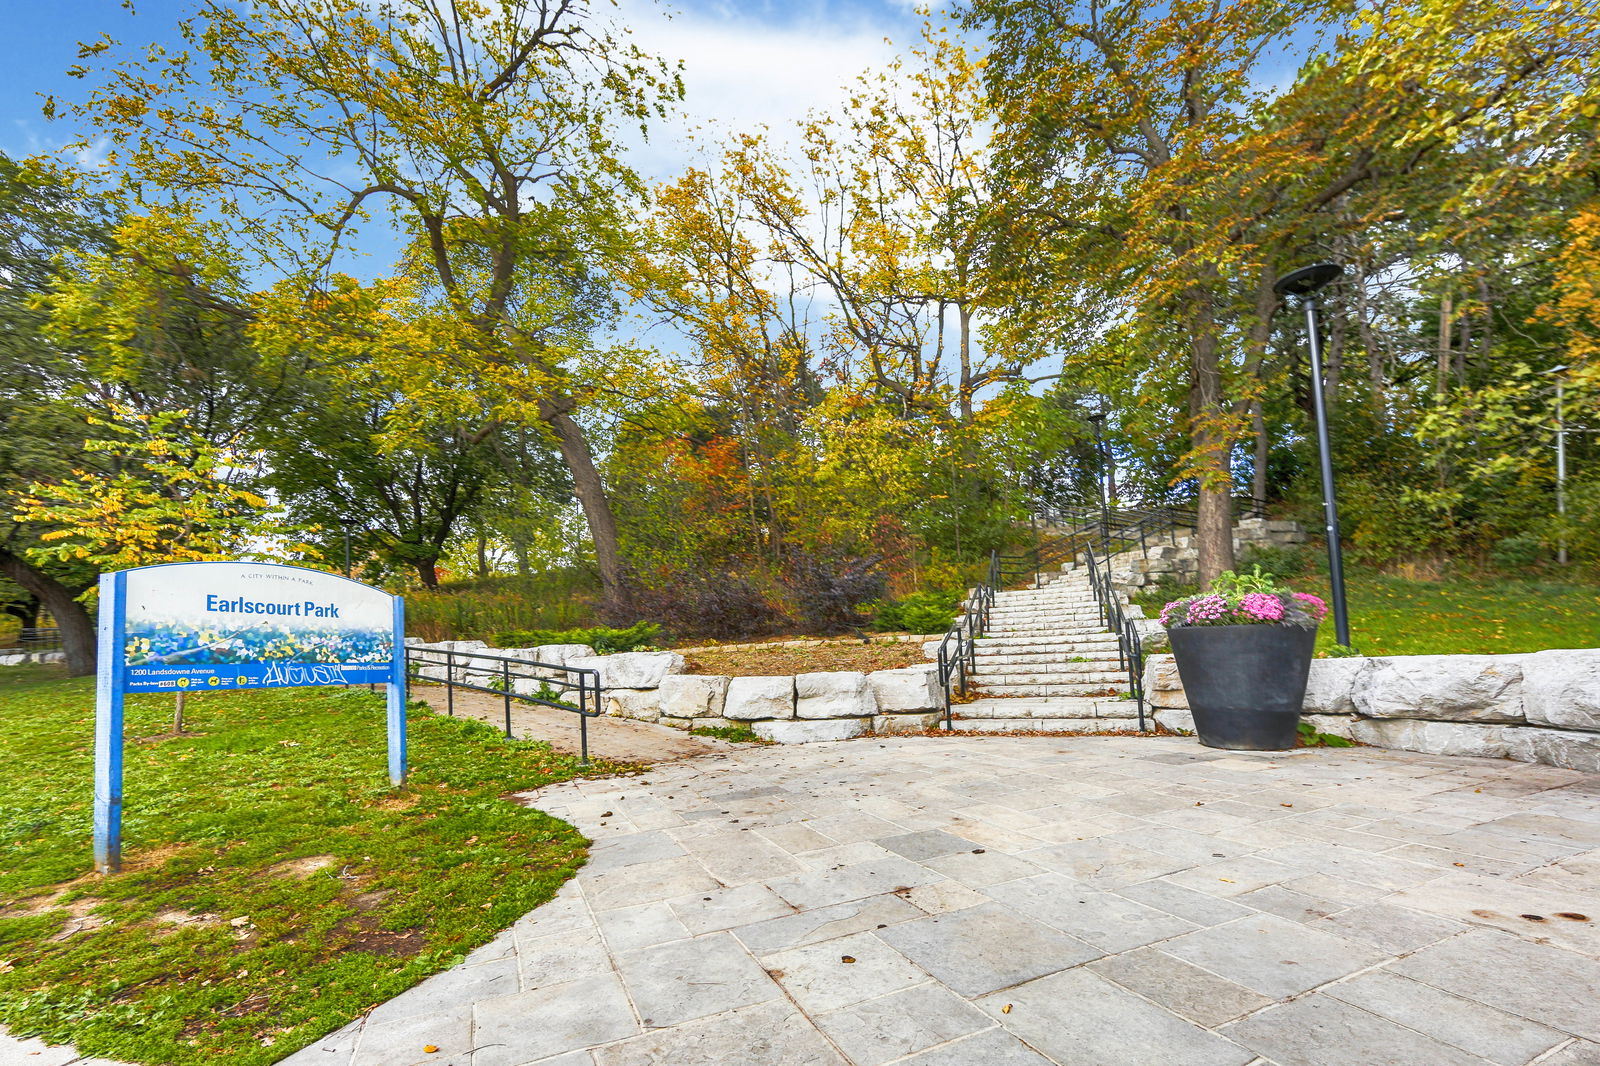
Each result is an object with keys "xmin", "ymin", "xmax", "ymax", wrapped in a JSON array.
[{"xmin": 9, "ymin": 736, "xmax": 1600, "ymax": 1065}]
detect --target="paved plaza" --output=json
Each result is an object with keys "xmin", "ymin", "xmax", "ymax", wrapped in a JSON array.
[{"xmin": 262, "ymin": 735, "xmax": 1600, "ymax": 1066}]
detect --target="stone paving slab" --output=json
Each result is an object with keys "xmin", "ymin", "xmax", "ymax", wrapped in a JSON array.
[{"xmin": 9, "ymin": 735, "xmax": 1600, "ymax": 1066}]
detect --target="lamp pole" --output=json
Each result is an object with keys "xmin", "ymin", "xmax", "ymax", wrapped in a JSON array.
[
  {"xmin": 1544, "ymin": 365, "xmax": 1571, "ymax": 565},
  {"xmin": 337, "ymin": 518, "xmax": 356, "ymax": 578},
  {"xmin": 1086, "ymin": 411, "xmax": 1112, "ymax": 552},
  {"xmin": 1274, "ymin": 262, "xmax": 1351, "ymax": 649}
]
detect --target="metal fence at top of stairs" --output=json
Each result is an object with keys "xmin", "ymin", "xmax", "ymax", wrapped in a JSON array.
[{"xmin": 1021, "ymin": 497, "xmax": 1268, "ymax": 584}]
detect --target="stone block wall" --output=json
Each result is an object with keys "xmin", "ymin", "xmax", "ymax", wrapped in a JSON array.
[
  {"xmin": 405, "ymin": 642, "xmax": 945, "ymax": 743},
  {"xmin": 1143, "ymin": 648, "xmax": 1600, "ymax": 774},
  {"xmin": 0, "ymin": 649, "xmax": 65, "ymax": 667},
  {"xmin": 1100, "ymin": 517, "xmax": 1308, "ymax": 595}
]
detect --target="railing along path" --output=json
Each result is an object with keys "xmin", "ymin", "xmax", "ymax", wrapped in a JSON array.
[{"xmin": 404, "ymin": 645, "xmax": 602, "ymax": 765}]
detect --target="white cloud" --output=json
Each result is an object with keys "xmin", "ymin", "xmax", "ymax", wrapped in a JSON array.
[{"xmin": 610, "ymin": 0, "xmax": 913, "ymax": 180}]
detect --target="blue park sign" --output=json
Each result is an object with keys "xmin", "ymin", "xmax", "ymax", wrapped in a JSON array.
[{"xmin": 94, "ymin": 562, "xmax": 407, "ymax": 873}]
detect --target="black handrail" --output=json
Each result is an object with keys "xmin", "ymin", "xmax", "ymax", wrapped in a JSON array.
[
  {"xmin": 1081, "ymin": 546, "xmax": 1147, "ymax": 730},
  {"xmin": 932, "ymin": 557, "xmax": 997, "ymax": 729},
  {"xmin": 405, "ymin": 645, "xmax": 602, "ymax": 766},
  {"xmin": 1, "ymin": 627, "xmax": 63, "ymax": 654}
]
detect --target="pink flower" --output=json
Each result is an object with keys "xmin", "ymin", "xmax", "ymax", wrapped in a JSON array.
[
  {"xmin": 1238, "ymin": 592, "xmax": 1285, "ymax": 622},
  {"xmin": 1185, "ymin": 594, "xmax": 1230, "ymax": 625},
  {"xmin": 1293, "ymin": 592, "xmax": 1329, "ymax": 622}
]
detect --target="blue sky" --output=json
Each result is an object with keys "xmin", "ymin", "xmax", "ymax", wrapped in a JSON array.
[{"xmin": 1, "ymin": 0, "xmax": 933, "ymax": 176}]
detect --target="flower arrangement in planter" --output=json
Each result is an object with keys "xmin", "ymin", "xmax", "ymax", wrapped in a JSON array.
[{"xmin": 1161, "ymin": 568, "xmax": 1329, "ymax": 751}]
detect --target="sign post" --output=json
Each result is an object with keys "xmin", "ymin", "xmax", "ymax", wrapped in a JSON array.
[{"xmin": 93, "ymin": 562, "xmax": 407, "ymax": 874}]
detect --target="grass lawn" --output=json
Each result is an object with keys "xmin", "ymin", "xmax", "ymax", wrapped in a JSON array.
[
  {"xmin": 0, "ymin": 670, "xmax": 635, "ymax": 1064},
  {"xmin": 1136, "ymin": 571, "xmax": 1600, "ymax": 656}
]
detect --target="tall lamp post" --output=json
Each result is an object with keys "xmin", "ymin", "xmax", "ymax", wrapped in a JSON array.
[
  {"xmin": 1544, "ymin": 365, "xmax": 1571, "ymax": 566},
  {"xmin": 1086, "ymin": 411, "xmax": 1112, "ymax": 552},
  {"xmin": 337, "ymin": 517, "xmax": 357, "ymax": 578},
  {"xmin": 1274, "ymin": 262, "xmax": 1352, "ymax": 649}
]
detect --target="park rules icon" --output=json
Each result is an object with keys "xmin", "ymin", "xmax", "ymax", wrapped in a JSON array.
[{"xmin": 94, "ymin": 562, "xmax": 408, "ymax": 873}]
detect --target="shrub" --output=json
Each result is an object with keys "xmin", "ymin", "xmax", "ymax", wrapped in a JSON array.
[
  {"xmin": 625, "ymin": 569, "xmax": 784, "ymax": 641},
  {"xmin": 785, "ymin": 550, "xmax": 887, "ymax": 633},
  {"xmin": 1489, "ymin": 535, "xmax": 1543, "ymax": 571},
  {"xmin": 869, "ymin": 589, "xmax": 962, "ymax": 633},
  {"xmin": 1238, "ymin": 543, "xmax": 1315, "ymax": 581},
  {"xmin": 405, "ymin": 570, "xmax": 597, "ymax": 641},
  {"xmin": 491, "ymin": 621, "xmax": 662, "ymax": 654}
]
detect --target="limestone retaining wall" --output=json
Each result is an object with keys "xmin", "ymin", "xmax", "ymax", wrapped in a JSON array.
[
  {"xmin": 1101, "ymin": 517, "xmax": 1309, "ymax": 596},
  {"xmin": 0, "ymin": 649, "xmax": 64, "ymax": 667},
  {"xmin": 406, "ymin": 641, "xmax": 946, "ymax": 743},
  {"xmin": 1143, "ymin": 648, "xmax": 1600, "ymax": 773}
]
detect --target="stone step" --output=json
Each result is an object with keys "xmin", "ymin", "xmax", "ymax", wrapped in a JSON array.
[
  {"xmin": 973, "ymin": 656, "xmax": 1122, "ymax": 670},
  {"xmin": 954, "ymin": 696, "xmax": 1140, "ymax": 719},
  {"xmin": 976, "ymin": 633, "xmax": 1118, "ymax": 645},
  {"xmin": 974, "ymin": 657, "xmax": 1122, "ymax": 669},
  {"xmin": 987, "ymin": 607, "xmax": 1101, "ymax": 617},
  {"xmin": 979, "ymin": 627, "xmax": 1120, "ymax": 633},
  {"xmin": 973, "ymin": 656, "xmax": 1123, "ymax": 669},
  {"xmin": 974, "ymin": 682, "xmax": 1130, "ymax": 698},
  {"xmin": 947, "ymin": 716, "xmax": 1151, "ymax": 734},
  {"xmin": 984, "ymin": 618, "xmax": 1112, "ymax": 628},
  {"xmin": 973, "ymin": 670, "xmax": 1128, "ymax": 686},
  {"xmin": 946, "ymin": 718, "xmax": 1120, "ymax": 733},
  {"xmin": 985, "ymin": 605, "xmax": 1113, "ymax": 614}
]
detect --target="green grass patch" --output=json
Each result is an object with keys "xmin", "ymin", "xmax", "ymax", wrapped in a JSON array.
[
  {"xmin": 687, "ymin": 724, "xmax": 770, "ymax": 744},
  {"xmin": 0, "ymin": 678, "xmax": 636, "ymax": 1064},
  {"xmin": 1135, "ymin": 571, "xmax": 1600, "ymax": 656}
]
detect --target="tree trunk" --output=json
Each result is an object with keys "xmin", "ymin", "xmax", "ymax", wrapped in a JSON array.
[
  {"xmin": 1187, "ymin": 300, "xmax": 1236, "ymax": 584},
  {"xmin": 0, "ymin": 548, "xmax": 97, "ymax": 676},
  {"xmin": 415, "ymin": 558, "xmax": 440, "ymax": 588},
  {"xmin": 957, "ymin": 302, "xmax": 975, "ymax": 424},
  {"xmin": 1435, "ymin": 293, "xmax": 1454, "ymax": 399},
  {"xmin": 545, "ymin": 407, "xmax": 630, "ymax": 613}
]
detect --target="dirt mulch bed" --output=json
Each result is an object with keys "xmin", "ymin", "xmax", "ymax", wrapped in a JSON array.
[{"xmin": 684, "ymin": 640, "xmax": 930, "ymax": 677}]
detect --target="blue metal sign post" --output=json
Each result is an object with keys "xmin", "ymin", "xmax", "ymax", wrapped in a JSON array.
[{"xmin": 93, "ymin": 562, "xmax": 407, "ymax": 874}]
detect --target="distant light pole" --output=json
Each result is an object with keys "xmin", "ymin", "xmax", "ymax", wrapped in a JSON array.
[
  {"xmin": 337, "ymin": 517, "xmax": 357, "ymax": 578},
  {"xmin": 1274, "ymin": 262, "xmax": 1351, "ymax": 649},
  {"xmin": 1086, "ymin": 410, "xmax": 1112, "ymax": 552},
  {"xmin": 1544, "ymin": 365, "xmax": 1571, "ymax": 565}
]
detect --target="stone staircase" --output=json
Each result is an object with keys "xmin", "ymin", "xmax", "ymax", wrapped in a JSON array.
[{"xmin": 951, "ymin": 571, "xmax": 1148, "ymax": 733}]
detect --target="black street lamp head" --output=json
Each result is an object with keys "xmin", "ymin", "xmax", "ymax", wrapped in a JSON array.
[{"xmin": 1273, "ymin": 262, "xmax": 1343, "ymax": 298}]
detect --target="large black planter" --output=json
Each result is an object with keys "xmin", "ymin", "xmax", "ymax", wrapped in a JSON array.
[{"xmin": 1168, "ymin": 624, "xmax": 1317, "ymax": 750}]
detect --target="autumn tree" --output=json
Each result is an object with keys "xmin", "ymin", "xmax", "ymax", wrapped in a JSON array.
[
  {"xmin": 16, "ymin": 409, "xmax": 300, "ymax": 571},
  {"xmin": 0, "ymin": 154, "xmax": 114, "ymax": 674},
  {"xmin": 965, "ymin": 0, "xmax": 1600, "ymax": 581},
  {"xmin": 65, "ymin": 0, "xmax": 682, "ymax": 611}
]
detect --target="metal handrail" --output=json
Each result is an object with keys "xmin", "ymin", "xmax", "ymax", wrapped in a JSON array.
[
  {"xmin": 1, "ymin": 626, "xmax": 64, "ymax": 654},
  {"xmin": 405, "ymin": 646, "xmax": 602, "ymax": 765},
  {"xmin": 1082, "ymin": 546, "xmax": 1147, "ymax": 730},
  {"xmin": 933, "ymin": 555, "xmax": 998, "ymax": 729}
]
